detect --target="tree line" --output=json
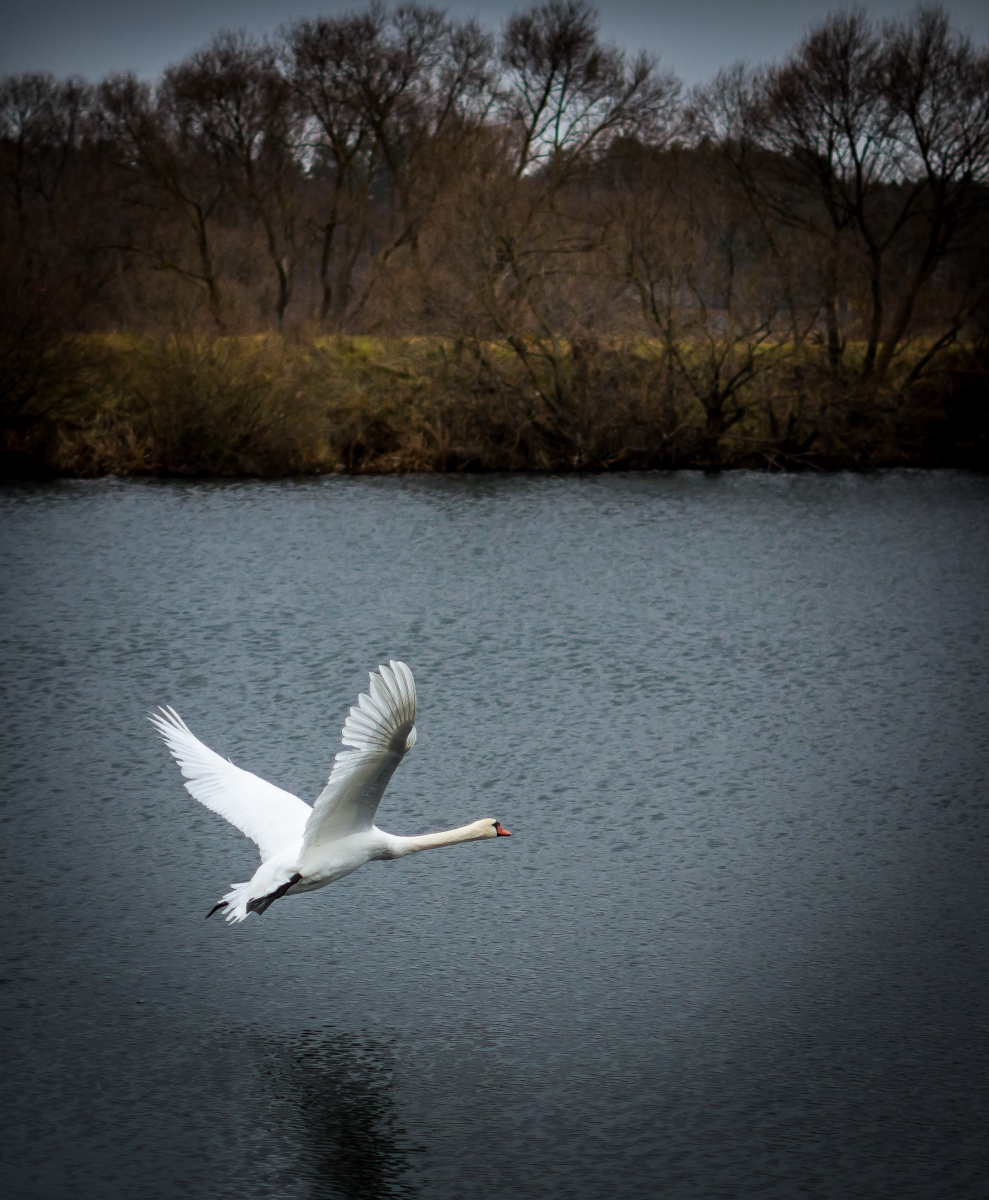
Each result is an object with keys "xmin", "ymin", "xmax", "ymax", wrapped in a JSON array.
[{"xmin": 2, "ymin": 1, "xmax": 988, "ymax": 474}]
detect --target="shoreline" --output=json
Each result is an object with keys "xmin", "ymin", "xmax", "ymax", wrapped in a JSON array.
[
  {"xmin": 4, "ymin": 461, "xmax": 987, "ymax": 486},
  {"xmin": 3, "ymin": 335, "xmax": 987, "ymax": 481}
]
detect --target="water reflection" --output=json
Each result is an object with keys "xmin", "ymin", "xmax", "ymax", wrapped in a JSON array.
[{"xmin": 260, "ymin": 1030, "xmax": 421, "ymax": 1200}]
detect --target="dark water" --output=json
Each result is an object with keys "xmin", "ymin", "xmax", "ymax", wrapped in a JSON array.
[{"xmin": 1, "ymin": 472, "xmax": 987, "ymax": 1199}]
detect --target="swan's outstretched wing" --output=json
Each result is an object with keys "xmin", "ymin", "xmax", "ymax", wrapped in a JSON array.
[
  {"xmin": 301, "ymin": 661, "xmax": 416, "ymax": 856},
  {"xmin": 151, "ymin": 707, "xmax": 312, "ymax": 862}
]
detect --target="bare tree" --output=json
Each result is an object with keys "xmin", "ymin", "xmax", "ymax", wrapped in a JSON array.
[
  {"xmin": 500, "ymin": 0, "xmax": 676, "ymax": 180},
  {"xmin": 433, "ymin": 0, "xmax": 678, "ymax": 452},
  {"xmin": 877, "ymin": 7, "xmax": 989, "ymax": 380},
  {"xmin": 618, "ymin": 146, "xmax": 792, "ymax": 463},
  {"xmin": 287, "ymin": 4, "xmax": 494, "ymax": 327},
  {"xmin": 697, "ymin": 8, "xmax": 989, "ymax": 386},
  {"xmin": 285, "ymin": 11, "xmax": 378, "ymax": 325},
  {"xmin": 163, "ymin": 32, "xmax": 301, "ymax": 326},
  {"xmin": 0, "ymin": 73, "xmax": 93, "ymax": 247},
  {"xmin": 690, "ymin": 65, "xmax": 823, "ymax": 366},
  {"xmin": 99, "ymin": 74, "xmax": 228, "ymax": 326}
]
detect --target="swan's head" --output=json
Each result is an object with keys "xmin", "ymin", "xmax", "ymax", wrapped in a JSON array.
[{"xmin": 487, "ymin": 819, "xmax": 511, "ymax": 838}]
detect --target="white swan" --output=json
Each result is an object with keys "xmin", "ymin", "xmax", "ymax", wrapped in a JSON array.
[{"xmin": 150, "ymin": 660, "xmax": 510, "ymax": 923}]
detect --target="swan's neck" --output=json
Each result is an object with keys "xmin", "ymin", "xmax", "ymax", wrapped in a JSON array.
[{"xmin": 387, "ymin": 819, "xmax": 493, "ymax": 858}]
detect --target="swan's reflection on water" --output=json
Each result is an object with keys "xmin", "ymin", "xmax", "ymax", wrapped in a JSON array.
[{"xmin": 256, "ymin": 1029, "xmax": 422, "ymax": 1200}]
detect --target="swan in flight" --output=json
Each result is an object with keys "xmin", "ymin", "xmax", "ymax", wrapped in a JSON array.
[{"xmin": 151, "ymin": 660, "xmax": 510, "ymax": 923}]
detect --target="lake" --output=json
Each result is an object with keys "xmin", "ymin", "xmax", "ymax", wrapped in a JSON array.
[{"xmin": 1, "ymin": 472, "xmax": 987, "ymax": 1199}]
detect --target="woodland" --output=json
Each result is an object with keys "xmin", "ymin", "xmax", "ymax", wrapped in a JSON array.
[{"xmin": 2, "ymin": 1, "xmax": 988, "ymax": 476}]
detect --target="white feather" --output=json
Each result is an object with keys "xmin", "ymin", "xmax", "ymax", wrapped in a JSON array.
[
  {"xmin": 149, "ymin": 706, "xmax": 312, "ymax": 863},
  {"xmin": 300, "ymin": 660, "xmax": 417, "ymax": 853}
]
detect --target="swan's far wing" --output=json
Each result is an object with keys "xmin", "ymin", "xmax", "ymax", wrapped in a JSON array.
[
  {"xmin": 301, "ymin": 661, "xmax": 416, "ymax": 855},
  {"xmin": 151, "ymin": 707, "xmax": 312, "ymax": 862}
]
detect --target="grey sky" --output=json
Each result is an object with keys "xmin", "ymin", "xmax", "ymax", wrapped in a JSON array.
[{"xmin": 2, "ymin": 0, "xmax": 987, "ymax": 87}]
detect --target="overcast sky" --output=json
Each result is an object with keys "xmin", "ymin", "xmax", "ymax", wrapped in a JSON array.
[{"xmin": 2, "ymin": 0, "xmax": 987, "ymax": 87}]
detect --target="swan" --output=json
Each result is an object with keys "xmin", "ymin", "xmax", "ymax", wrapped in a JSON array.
[{"xmin": 150, "ymin": 660, "xmax": 510, "ymax": 923}]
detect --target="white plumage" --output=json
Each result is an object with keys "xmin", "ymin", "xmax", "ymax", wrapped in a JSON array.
[
  {"xmin": 147, "ymin": 705, "xmax": 312, "ymax": 862},
  {"xmin": 151, "ymin": 661, "xmax": 510, "ymax": 923}
]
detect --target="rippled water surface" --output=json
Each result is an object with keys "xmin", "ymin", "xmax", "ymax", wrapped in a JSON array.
[{"xmin": 2, "ymin": 472, "xmax": 988, "ymax": 1199}]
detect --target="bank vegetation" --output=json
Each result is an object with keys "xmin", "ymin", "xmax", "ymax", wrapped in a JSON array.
[{"xmin": 2, "ymin": 2, "xmax": 988, "ymax": 476}]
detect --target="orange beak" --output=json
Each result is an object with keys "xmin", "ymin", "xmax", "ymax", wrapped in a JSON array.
[{"xmin": 494, "ymin": 821, "xmax": 512, "ymax": 836}]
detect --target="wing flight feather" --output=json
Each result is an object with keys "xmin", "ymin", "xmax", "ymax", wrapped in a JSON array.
[
  {"xmin": 150, "ymin": 707, "xmax": 312, "ymax": 862},
  {"xmin": 301, "ymin": 661, "xmax": 416, "ymax": 854}
]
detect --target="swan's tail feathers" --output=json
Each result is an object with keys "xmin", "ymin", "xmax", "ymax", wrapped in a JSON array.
[
  {"xmin": 340, "ymin": 660, "xmax": 417, "ymax": 756},
  {"xmin": 217, "ymin": 879, "xmax": 255, "ymax": 924},
  {"xmin": 214, "ymin": 872, "xmax": 303, "ymax": 924},
  {"xmin": 247, "ymin": 872, "xmax": 303, "ymax": 917}
]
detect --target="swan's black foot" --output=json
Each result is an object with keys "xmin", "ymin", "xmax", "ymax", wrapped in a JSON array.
[
  {"xmin": 247, "ymin": 872, "xmax": 303, "ymax": 917},
  {"xmin": 205, "ymin": 900, "xmax": 228, "ymax": 920}
]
